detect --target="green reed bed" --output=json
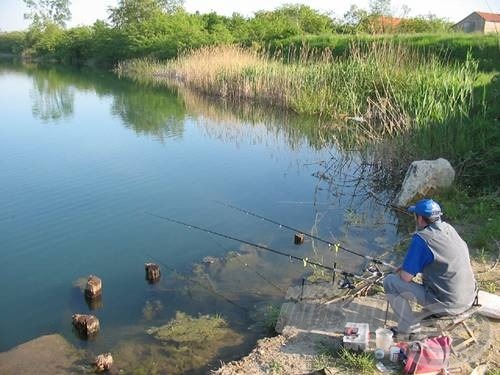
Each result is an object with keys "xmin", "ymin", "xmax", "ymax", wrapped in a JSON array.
[
  {"xmin": 273, "ymin": 33, "xmax": 500, "ymax": 71},
  {"xmin": 116, "ymin": 44, "xmax": 478, "ymax": 138}
]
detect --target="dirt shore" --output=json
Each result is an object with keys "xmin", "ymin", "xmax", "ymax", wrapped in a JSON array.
[{"xmin": 214, "ymin": 260, "xmax": 500, "ymax": 375}]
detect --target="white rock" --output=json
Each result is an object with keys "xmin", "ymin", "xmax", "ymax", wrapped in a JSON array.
[{"xmin": 393, "ymin": 158, "xmax": 455, "ymax": 207}]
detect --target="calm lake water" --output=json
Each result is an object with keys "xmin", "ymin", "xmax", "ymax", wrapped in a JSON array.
[{"xmin": 0, "ymin": 61, "xmax": 402, "ymax": 373}]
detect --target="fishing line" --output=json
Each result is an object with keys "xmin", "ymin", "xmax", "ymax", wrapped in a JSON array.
[
  {"xmin": 145, "ymin": 212, "xmax": 375, "ymax": 282},
  {"xmin": 213, "ymin": 201, "xmax": 397, "ymax": 270}
]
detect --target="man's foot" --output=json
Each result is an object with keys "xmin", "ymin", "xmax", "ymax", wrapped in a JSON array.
[
  {"xmin": 408, "ymin": 331, "xmax": 427, "ymax": 341},
  {"xmin": 387, "ymin": 327, "xmax": 425, "ymax": 342},
  {"xmin": 388, "ymin": 326, "xmax": 399, "ymax": 339}
]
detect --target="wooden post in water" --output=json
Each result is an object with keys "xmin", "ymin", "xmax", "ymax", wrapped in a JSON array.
[
  {"xmin": 72, "ymin": 314, "xmax": 100, "ymax": 337},
  {"xmin": 85, "ymin": 275, "xmax": 102, "ymax": 299},
  {"xmin": 294, "ymin": 233, "xmax": 305, "ymax": 245},
  {"xmin": 145, "ymin": 263, "xmax": 161, "ymax": 283}
]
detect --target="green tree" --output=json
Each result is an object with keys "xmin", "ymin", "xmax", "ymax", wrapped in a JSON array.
[
  {"xmin": 108, "ymin": 0, "xmax": 163, "ymax": 27},
  {"xmin": 274, "ymin": 4, "xmax": 332, "ymax": 34},
  {"xmin": 369, "ymin": 0, "xmax": 391, "ymax": 16},
  {"xmin": 0, "ymin": 31, "xmax": 26, "ymax": 54},
  {"xmin": 250, "ymin": 5, "xmax": 331, "ymax": 43},
  {"xmin": 162, "ymin": 0, "xmax": 184, "ymax": 14},
  {"xmin": 108, "ymin": 0, "xmax": 184, "ymax": 27},
  {"xmin": 342, "ymin": 5, "xmax": 369, "ymax": 27},
  {"xmin": 23, "ymin": 0, "xmax": 71, "ymax": 27},
  {"xmin": 398, "ymin": 15, "xmax": 452, "ymax": 33}
]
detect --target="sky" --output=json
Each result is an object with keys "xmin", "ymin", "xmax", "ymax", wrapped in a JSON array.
[{"xmin": 0, "ymin": 0, "xmax": 499, "ymax": 32}]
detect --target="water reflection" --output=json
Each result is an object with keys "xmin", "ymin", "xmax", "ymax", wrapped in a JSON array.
[
  {"xmin": 0, "ymin": 62, "xmax": 187, "ymax": 140},
  {"xmin": 30, "ymin": 70, "xmax": 74, "ymax": 123},
  {"xmin": 0, "ymin": 60, "xmax": 374, "ymax": 152},
  {"xmin": 111, "ymin": 85, "xmax": 185, "ymax": 140}
]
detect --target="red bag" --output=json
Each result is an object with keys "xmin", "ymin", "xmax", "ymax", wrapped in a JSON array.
[{"xmin": 403, "ymin": 336, "xmax": 452, "ymax": 375}]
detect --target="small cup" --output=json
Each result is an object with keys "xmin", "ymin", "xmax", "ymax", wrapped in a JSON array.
[
  {"xmin": 389, "ymin": 346, "xmax": 400, "ymax": 362},
  {"xmin": 374, "ymin": 348, "xmax": 385, "ymax": 360}
]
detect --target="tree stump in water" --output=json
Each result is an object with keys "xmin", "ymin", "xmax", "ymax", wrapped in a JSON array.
[
  {"xmin": 85, "ymin": 275, "xmax": 102, "ymax": 299},
  {"xmin": 294, "ymin": 233, "xmax": 305, "ymax": 245},
  {"xmin": 94, "ymin": 353, "xmax": 113, "ymax": 372},
  {"xmin": 145, "ymin": 263, "xmax": 161, "ymax": 283},
  {"xmin": 72, "ymin": 314, "xmax": 100, "ymax": 338}
]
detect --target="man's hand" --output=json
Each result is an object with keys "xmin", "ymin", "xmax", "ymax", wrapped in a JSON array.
[
  {"xmin": 393, "ymin": 266, "xmax": 413, "ymax": 282},
  {"xmin": 399, "ymin": 269, "xmax": 414, "ymax": 283}
]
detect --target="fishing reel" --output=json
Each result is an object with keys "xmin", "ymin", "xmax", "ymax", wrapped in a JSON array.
[
  {"xmin": 366, "ymin": 263, "xmax": 383, "ymax": 277},
  {"xmin": 338, "ymin": 275, "xmax": 355, "ymax": 289}
]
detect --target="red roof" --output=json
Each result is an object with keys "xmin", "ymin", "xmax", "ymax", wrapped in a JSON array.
[{"xmin": 476, "ymin": 12, "xmax": 500, "ymax": 22}]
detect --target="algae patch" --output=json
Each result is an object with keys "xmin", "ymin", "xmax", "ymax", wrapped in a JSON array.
[
  {"xmin": 147, "ymin": 311, "xmax": 235, "ymax": 345},
  {"xmin": 142, "ymin": 300, "xmax": 163, "ymax": 321},
  {"xmin": 113, "ymin": 312, "xmax": 244, "ymax": 374}
]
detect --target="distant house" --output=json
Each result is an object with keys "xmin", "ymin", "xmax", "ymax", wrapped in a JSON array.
[
  {"xmin": 366, "ymin": 16, "xmax": 402, "ymax": 33},
  {"xmin": 453, "ymin": 11, "xmax": 500, "ymax": 33}
]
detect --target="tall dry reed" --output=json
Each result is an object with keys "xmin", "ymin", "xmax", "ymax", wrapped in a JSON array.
[{"xmin": 116, "ymin": 43, "xmax": 478, "ymax": 139}]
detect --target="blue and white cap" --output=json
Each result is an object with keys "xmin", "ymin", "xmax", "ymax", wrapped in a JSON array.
[{"xmin": 408, "ymin": 198, "xmax": 442, "ymax": 219}]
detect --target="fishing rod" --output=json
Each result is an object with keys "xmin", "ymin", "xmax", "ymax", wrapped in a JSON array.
[
  {"xmin": 145, "ymin": 212, "xmax": 378, "ymax": 283},
  {"xmin": 366, "ymin": 191, "xmax": 412, "ymax": 217},
  {"xmin": 213, "ymin": 201, "xmax": 397, "ymax": 270}
]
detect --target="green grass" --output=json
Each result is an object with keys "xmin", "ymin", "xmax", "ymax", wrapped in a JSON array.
[
  {"xmin": 314, "ymin": 341, "xmax": 377, "ymax": 374},
  {"xmin": 255, "ymin": 304, "xmax": 281, "ymax": 335},
  {"xmin": 268, "ymin": 360, "xmax": 284, "ymax": 374},
  {"xmin": 434, "ymin": 188, "xmax": 500, "ymax": 259},
  {"xmin": 479, "ymin": 280, "xmax": 497, "ymax": 294},
  {"xmin": 271, "ymin": 33, "xmax": 500, "ymax": 71},
  {"xmin": 311, "ymin": 352, "xmax": 335, "ymax": 370},
  {"xmin": 338, "ymin": 347, "xmax": 377, "ymax": 374}
]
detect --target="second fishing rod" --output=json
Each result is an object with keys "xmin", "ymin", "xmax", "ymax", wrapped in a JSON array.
[
  {"xmin": 214, "ymin": 201, "xmax": 397, "ymax": 270},
  {"xmin": 146, "ymin": 212, "xmax": 380, "ymax": 283}
]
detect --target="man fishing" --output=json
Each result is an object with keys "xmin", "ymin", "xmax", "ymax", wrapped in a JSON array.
[{"xmin": 383, "ymin": 198, "xmax": 476, "ymax": 340}]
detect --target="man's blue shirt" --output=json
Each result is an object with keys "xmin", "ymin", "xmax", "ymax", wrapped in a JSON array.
[{"xmin": 402, "ymin": 234, "xmax": 435, "ymax": 276}]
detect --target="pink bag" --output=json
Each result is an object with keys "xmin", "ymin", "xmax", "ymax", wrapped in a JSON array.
[{"xmin": 403, "ymin": 336, "xmax": 452, "ymax": 375}]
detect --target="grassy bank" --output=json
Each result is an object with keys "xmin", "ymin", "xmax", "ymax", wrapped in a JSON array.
[
  {"xmin": 271, "ymin": 33, "xmax": 500, "ymax": 72},
  {"xmin": 116, "ymin": 44, "xmax": 478, "ymax": 135}
]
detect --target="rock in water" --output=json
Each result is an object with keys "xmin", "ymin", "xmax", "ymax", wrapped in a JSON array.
[
  {"xmin": 85, "ymin": 275, "xmax": 102, "ymax": 299},
  {"xmin": 145, "ymin": 263, "xmax": 161, "ymax": 283},
  {"xmin": 393, "ymin": 158, "xmax": 455, "ymax": 207},
  {"xmin": 94, "ymin": 353, "xmax": 113, "ymax": 372},
  {"xmin": 72, "ymin": 314, "xmax": 100, "ymax": 337},
  {"xmin": 202, "ymin": 256, "xmax": 217, "ymax": 265},
  {"xmin": 0, "ymin": 334, "xmax": 84, "ymax": 375}
]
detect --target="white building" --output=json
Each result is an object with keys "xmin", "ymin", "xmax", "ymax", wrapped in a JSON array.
[{"xmin": 453, "ymin": 12, "xmax": 500, "ymax": 33}]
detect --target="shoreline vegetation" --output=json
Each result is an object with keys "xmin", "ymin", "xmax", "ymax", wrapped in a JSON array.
[{"xmin": 115, "ymin": 44, "xmax": 477, "ymax": 133}]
